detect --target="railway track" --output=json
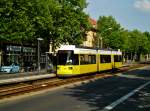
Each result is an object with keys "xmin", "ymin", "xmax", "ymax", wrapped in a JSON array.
[
  {"xmin": 0, "ymin": 74, "xmax": 112, "ymax": 99},
  {"xmin": 0, "ymin": 64, "xmax": 147, "ymax": 99}
]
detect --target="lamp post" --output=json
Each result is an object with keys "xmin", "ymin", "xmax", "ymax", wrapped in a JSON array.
[
  {"xmin": 98, "ymin": 27, "xmax": 112, "ymax": 49},
  {"xmin": 45, "ymin": 52, "xmax": 49, "ymax": 72},
  {"xmin": 37, "ymin": 37, "xmax": 43, "ymax": 73}
]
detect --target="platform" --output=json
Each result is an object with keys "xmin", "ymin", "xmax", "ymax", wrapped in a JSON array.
[{"xmin": 0, "ymin": 73, "xmax": 56, "ymax": 85}]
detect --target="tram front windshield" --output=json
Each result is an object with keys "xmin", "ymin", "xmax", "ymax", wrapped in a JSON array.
[{"xmin": 57, "ymin": 50, "xmax": 74, "ymax": 65}]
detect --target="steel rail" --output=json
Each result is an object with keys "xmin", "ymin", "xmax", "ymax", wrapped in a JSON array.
[{"xmin": 0, "ymin": 64, "xmax": 148, "ymax": 99}]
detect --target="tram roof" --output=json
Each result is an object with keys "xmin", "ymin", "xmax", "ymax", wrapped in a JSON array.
[{"xmin": 57, "ymin": 45, "xmax": 122, "ymax": 55}]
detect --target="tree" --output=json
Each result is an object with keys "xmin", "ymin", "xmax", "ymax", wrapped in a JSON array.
[
  {"xmin": 0, "ymin": 0, "xmax": 90, "ymax": 52},
  {"xmin": 97, "ymin": 16, "xmax": 124, "ymax": 49},
  {"xmin": 97, "ymin": 15, "xmax": 150, "ymax": 62},
  {"xmin": 0, "ymin": 0, "xmax": 53, "ymax": 45},
  {"xmin": 127, "ymin": 30, "xmax": 149, "ymax": 61},
  {"xmin": 143, "ymin": 31, "xmax": 150, "ymax": 53},
  {"xmin": 49, "ymin": 0, "xmax": 90, "ymax": 51},
  {"xmin": 0, "ymin": 0, "xmax": 33, "ymax": 42}
]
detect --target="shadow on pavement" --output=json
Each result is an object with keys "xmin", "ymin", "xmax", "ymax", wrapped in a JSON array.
[
  {"xmin": 112, "ymin": 82, "xmax": 150, "ymax": 111},
  {"xmin": 122, "ymin": 68, "xmax": 150, "ymax": 78},
  {"xmin": 63, "ymin": 76, "xmax": 148, "ymax": 111}
]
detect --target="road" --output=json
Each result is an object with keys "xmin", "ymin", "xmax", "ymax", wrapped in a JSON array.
[{"xmin": 0, "ymin": 66, "xmax": 150, "ymax": 111}]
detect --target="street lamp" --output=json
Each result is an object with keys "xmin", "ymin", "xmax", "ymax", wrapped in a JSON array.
[
  {"xmin": 37, "ymin": 37, "xmax": 43, "ymax": 73},
  {"xmin": 98, "ymin": 27, "xmax": 112, "ymax": 49}
]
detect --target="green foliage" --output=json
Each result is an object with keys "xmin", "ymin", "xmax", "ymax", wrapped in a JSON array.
[
  {"xmin": 2, "ymin": 0, "xmax": 149, "ymax": 58},
  {"xmin": 143, "ymin": 31, "xmax": 150, "ymax": 53},
  {"xmin": 0, "ymin": 0, "xmax": 90, "ymax": 51},
  {"xmin": 0, "ymin": 0, "xmax": 32, "ymax": 41},
  {"xmin": 50, "ymin": 0, "xmax": 90, "ymax": 50},
  {"xmin": 97, "ymin": 16, "xmax": 150, "ymax": 55},
  {"xmin": 0, "ymin": 0, "xmax": 53, "ymax": 44},
  {"xmin": 97, "ymin": 16, "xmax": 124, "ymax": 49},
  {"xmin": 128, "ymin": 30, "xmax": 149, "ymax": 54}
]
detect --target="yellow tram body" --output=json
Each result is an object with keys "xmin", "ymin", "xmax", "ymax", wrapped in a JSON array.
[
  {"xmin": 57, "ymin": 65, "xmax": 80, "ymax": 76},
  {"xmin": 57, "ymin": 45, "xmax": 122, "ymax": 77},
  {"xmin": 80, "ymin": 64, "xmax": 97, "ymax": 74},
  {"xmin": 57, "ymin": 64, "xmax": 97, "ymax": 76},
  {"xmin": 113, "ymin": 54, "xmax": 123, "ymax": 68}
]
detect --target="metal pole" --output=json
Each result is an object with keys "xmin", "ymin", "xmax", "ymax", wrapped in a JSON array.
[
  {"xmin": 0, "ymin": 42, "xmax": 1, "ymax": 67},
  {"xmin": 45, "ymin": 52, "xmax": 48, "ymax": 72},
  {"xmin": 100, "ymin": 28, "xmax": 112, "ymax": 49},
  {"xmin": 38, "ymin": 40, "xmax": 40, "ymax": 73},
  {"xmin": 100, "ymin": 37, "xmax": 103, "ymax": 49},
  {"xmin": 97, "ymin": 36, "xmax": 100, "ymax": 49},
  {"xmin": 37, "ymin": 37, "xmax": 43, "ymax": 74}
]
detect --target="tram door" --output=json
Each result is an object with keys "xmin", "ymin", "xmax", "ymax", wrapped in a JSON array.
[{"xmin": 111, "ymin": 55, "xmax": 115, "ymax": 69}]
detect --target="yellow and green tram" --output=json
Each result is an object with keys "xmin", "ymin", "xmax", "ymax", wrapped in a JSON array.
[{"xmin": 57, "ymin": 45, "xmax": 122, "ymax": 77}]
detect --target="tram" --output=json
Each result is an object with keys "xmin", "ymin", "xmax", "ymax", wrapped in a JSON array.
[{"xmin": 57, "ymin": 45, "xmax": 122, "ymax": 77}]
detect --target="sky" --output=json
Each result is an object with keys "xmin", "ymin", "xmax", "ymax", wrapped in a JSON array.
[{"xmin": 85, "ymin": 0, "xmax": 150, "ymax": 32}]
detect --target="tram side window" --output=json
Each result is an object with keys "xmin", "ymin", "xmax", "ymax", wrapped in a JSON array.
[
  {"xmin": 80, "ymin": 55, "xmax": 96, "ymax": 64},
  {"xmin": 100, "ymin": 55, "xmax": 111, "ymax": 63},
  {"xmin": 80, "ymin": 55, "xmax": 85, "ymax": 65},
  {"xmin": 88, "ymin": 55, "xmax": 96, "ymax": 64},
  {"xmin": 73, "ymin": 54, "xmax": 79, "ymax": 65},
  {"xmin": 114, "ymin": 55, "xmax": 122, "ymax": 62},
  {"xmin": 92, "ymin": 55, "xmax": 96, "ymax": 64}
]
